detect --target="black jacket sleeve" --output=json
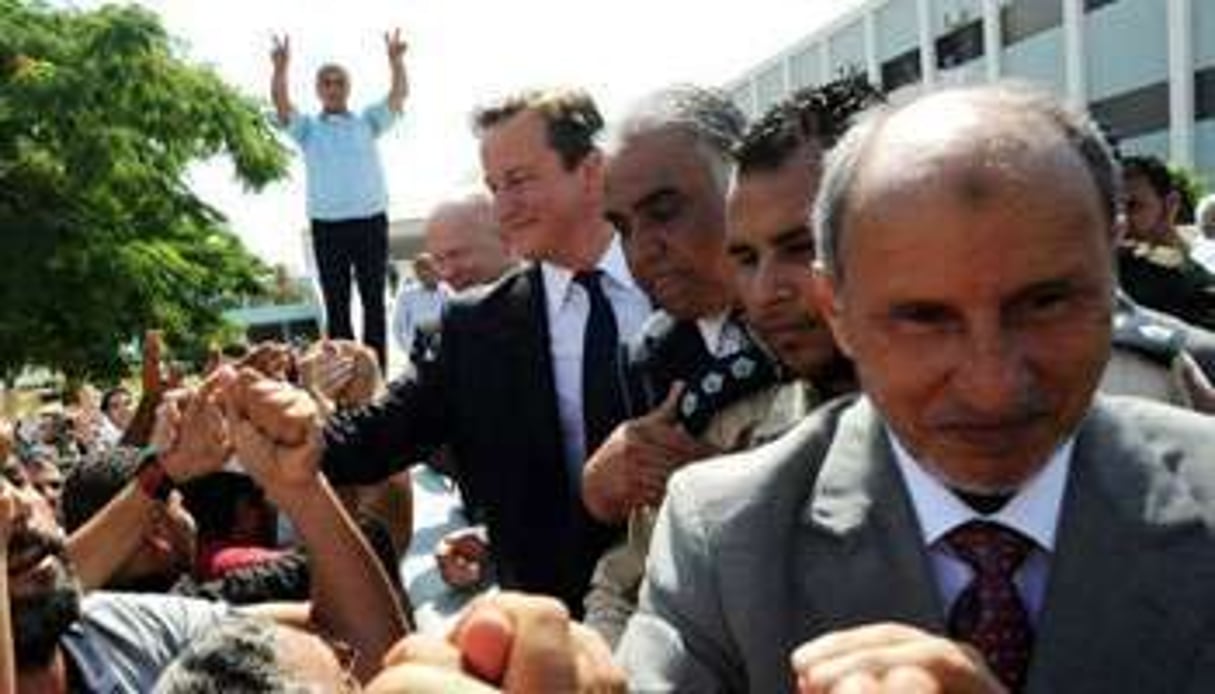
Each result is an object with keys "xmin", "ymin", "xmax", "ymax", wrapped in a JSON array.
[{"xmin": 321, "ymin": 348, "xmax": 448, "ymax": 486}]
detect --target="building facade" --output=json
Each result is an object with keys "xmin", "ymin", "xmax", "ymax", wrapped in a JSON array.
[{"xmin": 727, "ymin": 0, "xmax": 1215, "ymax": 182}]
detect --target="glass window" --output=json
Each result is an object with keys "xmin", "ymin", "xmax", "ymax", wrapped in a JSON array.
[
  {"xmin": 1001, "ymin": 0, "xmax": 1062, "ymax": 47},
  {"xmin": 1198, "ymin": 66, "xmax": 1215, "ymax": 121},
  {"xmin": 882, "ymin": 47, "xmax": 922, "ymax": 92},
  {"xmin": 936, "ymin": 19, "xmax": 984, "ymax": 69},
  {"xmin": 1088, "ymin": 80, "xmax": 1169, "ymax": 141}
]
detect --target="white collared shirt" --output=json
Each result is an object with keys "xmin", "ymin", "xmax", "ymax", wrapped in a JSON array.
[
  {"xmin": 542, "ymin": 235, "xmax": 652, "ymax": 471},
  {"xmin": 696, "ymin": 313, "xmax": 746, "ymax": 358},
  {"xmin": 889, "ymin": 431, "xmax": 1073, "ymax": 625}
]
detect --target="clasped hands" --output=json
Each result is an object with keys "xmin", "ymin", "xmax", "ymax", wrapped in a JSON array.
[{"xmin": 150, "ymin": 365, "xmax": 323, "ymax": 506}]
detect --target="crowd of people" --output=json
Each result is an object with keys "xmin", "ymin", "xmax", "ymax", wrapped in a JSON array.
[{"xmin": 3, "ymin": 27, "xmax": 1215, "ymax": 694}]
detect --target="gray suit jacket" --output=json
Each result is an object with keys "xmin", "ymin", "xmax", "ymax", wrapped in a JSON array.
[{"xmin": 617, "ymin": 396, "xmax": 1215, "ymax": 693}]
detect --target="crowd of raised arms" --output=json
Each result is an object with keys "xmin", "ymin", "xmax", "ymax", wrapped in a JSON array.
[{"xmin": 5, "ymin": 27, "xmax": 1215, "ymax": 694}]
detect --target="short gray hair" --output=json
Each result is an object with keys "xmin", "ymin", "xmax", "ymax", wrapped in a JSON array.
[
  {"xmin": 813, "ymin": 82, "xmax": 1121, "ymax": 283},
  {"xmin": 609, "ymin": 84, "xmax": 747, "ymax": 193}
]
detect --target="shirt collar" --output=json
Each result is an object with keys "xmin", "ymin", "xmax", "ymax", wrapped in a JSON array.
[
  {"xmin": 541, "ymin": 233, "xmax": 638, "ymax": 317},
  {"xmin": 889, "ymin": 429, "xmax": 1072, "ymax": 552},
  {"xmin": 695, "ymin": 312, "xmax": 747, "ymax": 358},
  {"xmin": 696, "ymin": 313, "xmax": 728, "ymax": 356}
]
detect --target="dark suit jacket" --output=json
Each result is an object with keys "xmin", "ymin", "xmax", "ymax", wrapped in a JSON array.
[
  {"xmin": 618, "ymin": 395, "xmax": 1215, "ymax": 692},
  {"xmin": 322, "ymin": 264, "xmax": 619, "ymax": 614}
]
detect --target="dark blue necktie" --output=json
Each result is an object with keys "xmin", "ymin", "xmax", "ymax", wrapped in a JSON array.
[{"xmin": 574, "ymin": 270, "xmax": 624, "ymax": 456}]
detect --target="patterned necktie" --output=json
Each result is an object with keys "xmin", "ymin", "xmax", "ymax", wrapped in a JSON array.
[
  {"xmin": 943, "ymin": 520, "xmax": 1037, "ymax": 692},
  {"xmin": 574, "ymin": 270, "xmax": 623, "ymax": 456}
]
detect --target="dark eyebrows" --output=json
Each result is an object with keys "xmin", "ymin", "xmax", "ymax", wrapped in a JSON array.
[
  {"xmin": 633, "ymin": 187, "xmax": 683, "ymax": 214},
  {"xmin": 771, "ymin": 225, "xmax": 813, "ymax": 248},
  {"xmin": 886, "ymin": 300, "xmax": 957, "ymax": 323},
  {"xmin": 725, "ymin": 239, "xmax": 754, "ymax": 256},
  {"xmin": 1003, "ymin": 277, "xmax": 1082, "ymax": 311}
]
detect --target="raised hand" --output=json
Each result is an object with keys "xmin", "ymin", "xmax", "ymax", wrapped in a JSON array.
[
  {"xmin": 141, "ymin": 329, "xmax": 165, "ymax": 396},
  {"xmin": 153, "ymin": 368, "xmax": 236, "ymax": 483},
  {"xmin": 271, "ymin": 34, "xmax": 290, "ymax": 70},
  {"xmin": 385, "ymin": 28, "xmax": 407, "ymax": 63},
  {"xmin": 237, "ymin": 341, "xmax": 296, "ymax": 382},
  {"xmin": 298, "ymin": 339, "xmax": 381, "ymax": 409},
  {"xmin": 225, "ymin": 367, "xmax": 324, "ymax": 507}
]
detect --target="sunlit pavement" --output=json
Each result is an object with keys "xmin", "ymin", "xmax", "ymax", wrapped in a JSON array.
[{"xmin": 399, "ymin": 465, "xmax": 493, "ymax": 632}]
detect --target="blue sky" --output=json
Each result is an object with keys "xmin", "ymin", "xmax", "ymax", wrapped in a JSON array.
[{"xmin": 72, "ymin": 0, "xmax": 859, "ymax": 270}]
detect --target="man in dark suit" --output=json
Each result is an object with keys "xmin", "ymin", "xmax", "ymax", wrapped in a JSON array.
[
  {"xmin": 617, "ymin": 84, "xmax": 1215, "ymax": 692},
  {"xmin": 321, "ymin": 88, "xmax": 651, "ymax": 616}
]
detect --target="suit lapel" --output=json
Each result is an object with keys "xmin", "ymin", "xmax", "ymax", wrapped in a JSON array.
[
  {"xmin": 1027, "ymin": 398, "xmax": 1215, "ymax": 692},
  {"xmin": 790, "ymin": 398, "xmax": 945, "ymax": 640},
  {"xmin": 486, "ymin": 264, "xmax": 567, "ymax": 487}
]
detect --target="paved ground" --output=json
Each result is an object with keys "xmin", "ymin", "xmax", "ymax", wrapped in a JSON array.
[
  {"xmin": 377, "ymin": 309, "xmax": 495, "ymax": 632},
  {"xmin": 398, "ymin": 465, "xmax": 491, "ymax": 633}
]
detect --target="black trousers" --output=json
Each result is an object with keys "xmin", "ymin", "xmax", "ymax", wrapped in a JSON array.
[{"xmin": 311, "ymin": 213, "xmax": 388, "ymax": 368}]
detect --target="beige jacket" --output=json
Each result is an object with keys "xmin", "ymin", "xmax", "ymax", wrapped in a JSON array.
[{"xmin": 583, "ymin": 380, "xmax": 820, "ymax": 648}]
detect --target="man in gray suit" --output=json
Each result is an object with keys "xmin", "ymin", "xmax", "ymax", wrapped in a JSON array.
[{"xmin": 616, "ymin": 83, "xmax": 1215, "ymax": 693}]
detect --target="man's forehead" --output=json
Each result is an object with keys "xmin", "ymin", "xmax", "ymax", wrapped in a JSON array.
[
  {"xmin": 429, "ymin": 200, "xmax": 492, "ymax": 232},
  {"xmin": 610, "ymin": 130, "xmax": 697, "ymax": 176},
  {"xmin": 482, "ymin": 109, "xmax": 546, "ymax": 149},
  {"xmin": 852, "ymin": 102, "xmax": 1087, "ymax": 216}
]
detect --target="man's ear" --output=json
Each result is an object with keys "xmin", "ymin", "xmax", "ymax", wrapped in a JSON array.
[
  {"xmin": 809, "ymin": 268, "xmax": 854, "ymax": 358},
  {"xmin": 1164, "ymin": 190, "xmax": 1182, "ymax": 227},
  {"xmin": 579, "ymin": 149, "xmax": 605, "ymax": 196}
]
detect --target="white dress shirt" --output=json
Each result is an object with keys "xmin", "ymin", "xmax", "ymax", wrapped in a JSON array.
[
  {"xmin": 696, "ymin": 313, "xmax": 746, "ymax": 358},
  {"xmin": 542, "ymin": 234, "xmax": 652, "ymax": 471},
  {"xmin": 391, "ymin": 282, "xmax": 447, "ymax": 355},
  {"xmin": 889, "ymin": 431, "xmax": 1073, "ymax": 625}
]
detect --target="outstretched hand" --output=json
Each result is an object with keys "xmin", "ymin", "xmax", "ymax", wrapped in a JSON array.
[
  {"xmin": 271, "ymin": 34, "xmax": 290, "ymax": 70},
  {"xmin": 385, "ymin": 28, "xmax": 407, "ymax": 63},
  {"xmin": 153, "ymin": 367, "xmax": 236, "ymax": 483}
]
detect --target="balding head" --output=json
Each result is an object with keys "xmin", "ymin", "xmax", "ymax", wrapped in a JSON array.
[
  {"xmin": 424, "ymin": 191, "xmax": 515, "ymax": 290},
  {"xmin": 807, "ymin": 83, "xmax": 1119, "ymax": 492},
  {"xmin": 815, "ymin": 83, "xmax": 1120, "ymax": 284}
]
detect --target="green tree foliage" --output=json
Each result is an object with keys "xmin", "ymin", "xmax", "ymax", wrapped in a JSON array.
[{"xmin": 0, "ymin": 0, "xmax": 288, "ymax": 381}]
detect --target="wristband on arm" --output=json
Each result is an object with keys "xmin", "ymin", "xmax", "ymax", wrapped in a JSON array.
[{"xmin": 135, "ymin": 448, "xmax": 175, "ymax": 502}]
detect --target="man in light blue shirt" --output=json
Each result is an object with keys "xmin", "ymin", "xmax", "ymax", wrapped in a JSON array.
[{"xmin": 270, "ymin": 30, "xmax": 408, "ymax": 369}]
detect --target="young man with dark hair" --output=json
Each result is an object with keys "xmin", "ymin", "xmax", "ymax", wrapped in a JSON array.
[{"xmin": 1117, "ymin": 154, "xmax": 1215, "ymax": 330}]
